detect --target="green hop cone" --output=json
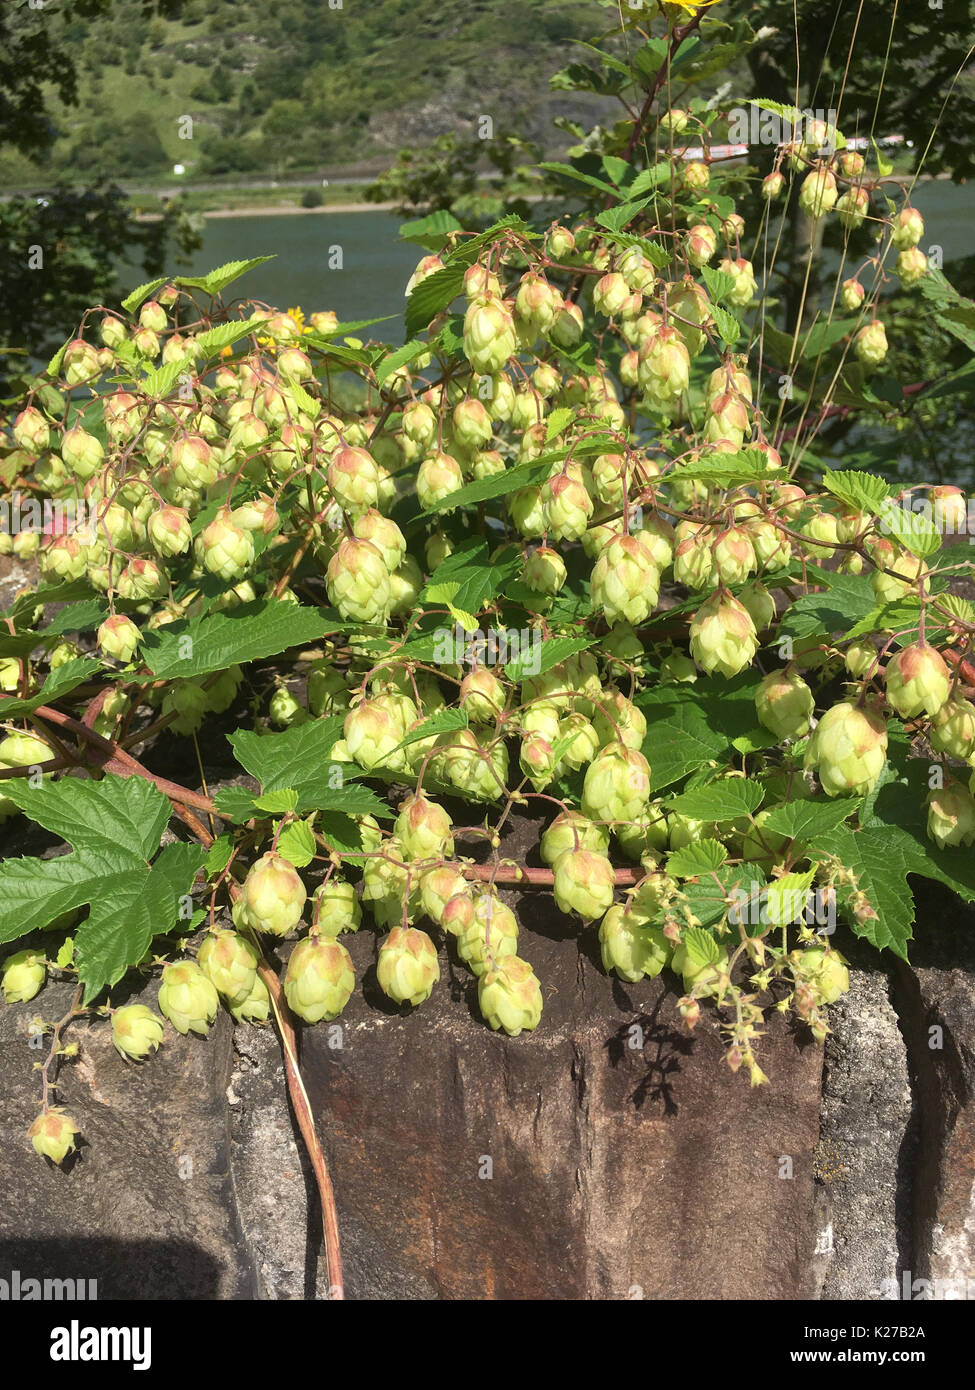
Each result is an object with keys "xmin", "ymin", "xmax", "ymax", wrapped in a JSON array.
[
  {"xmin": 269, "ymin": 686, "xmax": 307, "ymax": 728},
  {"xmin": 307, "ymin": 663, "xmax": 349, "ymax": 717},
  {"xmin": 200, "ymin": 513, "xmax": 255, "ymax": 582},
  {"xmin": 312, "ymin": 878, "xmax": 362, "ymax": 935},
  {"xmin": 689, "ymin": 592, "xmax": 759, "ymax": 678},
  {"xmin": 377, "ymin": 926, "xmax": 440, "ymax": 1006},
  {"xmin": 112, "ymin": 1004, "xmax": 165, "ymax": 1060},
  {"xmin": 157, "ymin": 960, "xmax": 219, "ymax": 1036},
  {"xmin": 161, "ymin": 679, "xmax": 209, "ymax": 735},
  {"xmin": 97, "ymin": 614, "xmax": 141, "ymax": 663},
  {"xmin": 929, "ymin": 698, "xmax": 975, "ymax": 761},
  {"xmin": 419, "ymin": 866, "xmax": 471, "ymax": 925},
  {"xmin": 463, "ymin": 297, "xmax": 517, "ymax": 374},
  {"xmin": 540, "ymin": 811, "xmax": 610, "ymax": 866},
  {"xmin": 2, "ymin": 948, "xmax": 47, "ymax": 1003},
  {"xmin": 591, "ymin": 534, "xmax": 661, "ymax": 626},
  {"xmin": 230, "ymin": 974, "xmax": 271, "ymax": 1025},
  {"xmin": 284, "ymin": 935, "xmax": 355, "ymax": 1023},
  {"xmin": 326, "ymin": 536, "xmax": 391, "ymax": 625},
  {"xmin": 798, "ymin": 168, "xmax": 838, "ymax": 218},
  {"xmin": 794, "ymin": 946, "xmax": 850, "ymax": 1005},
  {"xmin": 552, "ymin": 849, "xmax": 616, "ymax": 922},
  {"xmin": 28, "ymin": 1109, "xmax": 79, "ymax": 1165},
  {"xmin": 582, "ymin": 741, "xmax": 651, "ymax": 825},
  {"xmin": 926, "ymin": 782, "xmax": 975, "ymax": 849},
  {"xmin": 456, "ymin": 894, "xmax": 519, "ymax": 976},
  {"xmin": 755, "ymin": 669, "xmax": 815, "ymax": 740},
  {"xmin": 855, "ymin": 321, "xmax": 888, "ymax": 367},
  {"xmin": 804, "ymin": 699, "xmax": 888, "ymax": 797},
  {"xmin": 395, "ymin": 793, "xmax": 454, "ymax": 860},
  {"xmin": 599, "ymin": 905, "xmax": 670, "ymax": 982},
  {"xmin": 478, "ymin": 955, "xmax": 543, "ymax": 1036},
  {"xmin": 897, "ymin": 247, "xmax": 929, "ymax": 287},
  {"xmin": 884, "ymin": 643, "xmax": 950, "ymax": 719},
  {"xmin": 235, "ymin": 851, "xmax": 307, "ymax": 937},
  {"xmin": 197, "ymin": 930, "xmax": 258, "ymax": 1006}
]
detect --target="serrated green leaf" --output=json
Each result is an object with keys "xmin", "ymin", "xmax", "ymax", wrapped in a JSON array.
[
  {"xmin": 404, "ymin": 264, "xmax": 466, "ymax": 338},
  {"xmin": 254, "ymin": 788, "xmax": 299, "ymax": 814},
  {"xmin": 0, "ymin": 657, "xmax": 102, "ymax": 717},
  {"xmin": 197, "ymin": 256, "xmax": 275, "ymax": 296},
  {"xmin": 763, "ymin": 798, "xmax": 858, "ymax": 844},
  {"xmin": 506, "ymin": 634, "xmax": 593, "ymax": 683},
  {"xmin": 205, "ymin": 834, "xmax": 235, "ymax": 876},
  {"xmin": 227, "ymin": 720, "xmax": 393, "ymax": 819},
  {"xmin": 140, "ymin": 600, "xmax": 334, "ymax": 680},
  {"xmin": 669, "ymin": 779, "xmax": 764, "ymax": 821},
  {"xmin": 275, "ymin": 819, "xmax": 317, "ymax": 869},
  {"xmin": 194, "ymin": 319, "xmax": 268, "ymax": 359},
  {"xmin": 376, "ymin": 339, "xmax": 428, "ymax": 387},
  {"xmin": 876, "ymin": 499, "xmax": 942, "ymax": 559},
  {"xmin": 667, "ymin": 838, "xmax": 728, "ymax": 877},
  {"xmin": 121, "ymin": 277, "xmax": 169, "ymax": 314},
  {"xmin": 780, "ymin": 572, "xmax": 876, "ymax": 642},
  {"xmin": 678, "ymin": 924, "xmax": 723, "ymax": 968},
  {"xmin": 392, "ymin": 707, "xmax": 469, "ymax": 753},
  {"xmin": 398, "ymin": 209, "xmax": 463, "ymax": 251}
]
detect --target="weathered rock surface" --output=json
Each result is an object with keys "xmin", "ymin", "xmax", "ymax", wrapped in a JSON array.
[
  {"xmin": 0, "ymin": 980, "xmax": 254, "ymax": 1300},
  {"xmin": 1, "ymin": 881, "xmax": 974, "ymax": 1300}
]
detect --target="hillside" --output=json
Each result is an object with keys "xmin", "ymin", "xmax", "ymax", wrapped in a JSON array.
[{"xmin": 0, "ymin": 0, "xmax": 608, "ymax": 187}]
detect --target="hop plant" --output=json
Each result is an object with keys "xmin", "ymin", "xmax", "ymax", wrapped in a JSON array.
[
  {"xmin": 28, "ymin": 1110, "xmax": 79, "ymax": 1165},
  {"xmin": 284, "ymin": 935, "xmax": 355, "ymax": 1023},
  {"xmin": 926, "ymin": 782, "xmax": 975, "ymax": 849},
  {"xmin": 198, "ymin": 930, "xmax": 259, "ymax": 1006},
  {"xmin": 689, "ymin": 592, "xmax": 759, "ymax": 677},
  {"xmin": 157, "ymin": 961, "xmax": 220, "ymax": 1035},
  {"xmin": 112, "ymin": 1004, "xmax": 165, "ymax": 1060},
  {"xmin": 755, "ymin": 670, "xmax": 815, "ymax": 740},
  {"xmin": 2, "ymin": 948, "xmax": 47, "ymax": 1003},
  {"xmin": 599, "ymin": 906, "xmax": 670, "ymax": 982},
  {"xmin": 552, "ymin": 849, "xmax": 616, "ymax": 921},
  {"xmin": 377, "ymin": 927, "xmax": 440, "ymax": 1006},
  {"xmin": 478, "ymin": 956, "xmax": 543, "ymax": 1036},
  {"xmin": 456, "ymin": 894, "xmax": 519, "ymax": 976},
  {"xmin": 582, "ymin": 742, "xmax": 651, "ymax": 824},
  {"xmin": 929, "ymin": 698, "xmax": 975, "ymax": 761},
  {"xmin": 884, "ymin": 644, "xmax": 950, "ymax": 719},
  {"xmin": 395, "ymin": 793, "xmax": 454, "ymax": 860},
  {"xmin": 312, "ymin": 878, "xmax": 362, "ymax": 935},
  {"xmin": 235, "ymin": 852, "xmax": 307, "ymax": 937},
  {"xmin": 326, "ymin": 537, "xmax": 391, "ymax": 625},
  {"xmin": 590, "ymin": 534, "xmax": 661, "ymax": 626},
  {"xmin": 805, "ymin": 700, "xmax": 888, "ymax": 797}
]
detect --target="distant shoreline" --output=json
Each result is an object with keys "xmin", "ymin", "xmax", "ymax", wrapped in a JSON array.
[{"xmin": 136, "ymin": 200, "xmax": 392, "ymax": 222}]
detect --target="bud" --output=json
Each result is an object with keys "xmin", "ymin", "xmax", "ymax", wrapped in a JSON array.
[
  {"xmin": 395, "ymin": 793, "xmax": 454, "ymax": 860},
  {"xmin": 762, "ymin": 170, "xmax": 786, "ymax": 200},
  {"xmin": 582, "ymin": 742, "xmax": 651, "ymax": 825},
  {"xmin": 593, "ymin": 272, "xmax": 629, "ymax": 318},
  {"xmin": 112, "ymin": 1004, "xmax": 165, "ymax": 1060},
  {"xmin": 546, "ymin": 225, "xmax": 576, "ymax": 261},
  {"xmin": 637, "ymin": 324, "xmax": 691, "ymax": 405},
  {"xmin": 230, "ymin": 974, "xmax": 271, "ymax": 1024},
  {"xmin": 804, "ymin": 699, "xmax": 888, "ymax": 797},
  {"xmin": 171, "ymin": 433, "xmax": 217, "ymax": 490},
  {"xmin": 60, "ymin": 425, "xmax": 105, "ymax": 480},
  {"xmin": 798, "ymin": 168, "xmax": 838, "ymax": 218},
  {"xmin": 550, "ymin": 300, "xmax": 584, "ymax": 348},
  {"xmin": 855, "ymin": 321, "xmax": 888, "ymax": 367},
  {"xmin": 794, "ymin": 946, "xmax": 850, "ymax": 1005},
  {"xmin": 198, "ymin": 929, "xmax": 258, "ymax": 1006},
  {"xmin": 840, "ymin": 277, "xmax": 865, "ymax": 312},
  {"xmin": 673, "ymin": 526, "xmax": 715, "ymax": 590},
  {"xmin": 284, "ymin": 935, "xmax": 355, "ymax": 1023},
  {"xmin": 463, "ymin": 298, "xmax": 517, "ymax": 375},
  {"xmin": 884, "ymin": 643, "xmax": 949, "ymax": 719},
  {"xmin": 405, "ymin": 255, "xmax": 444, "ymax": 296},
  {"xmin": 543, "ymin": 472, "xmax": 593, "ymax": 541},
  {"xmin": 896, "ymin": 247, "xmax": 929, "ymax": 287},
  {"xmin": 523, "ymin": 545, "xmax": 567, "ymax": 597},
  {"xmin": 97, "ymin": 614, "xmax": 141, "ymax": 663},
  {"xmin": 374, "ymin": 926, "xmax": 440, "ymax": 1007},
  {"xmin": 712, "ymin": 525, "xmax": 757, "ymax": 586},
  {"xmin": 100, "ymin": 314, "xmax": 127, "ymax": 348},
  {"xmin": 459, "ymin": 667, "xmax": 505, "ymax": 724},
  {"xmin": 552, "ymin": 849, "xmax": 616, "ymax": 922},
  {"xmin": 344, "ymin": 694, "xmax": 414, "ymax": 773},
  {"xmin": 686, "ymin": 223, "xmax": 718, "ymax": 266},
  {"xmin": 326, "ymin": 536, "xmax": 391, "ymax": 625},
  {"xmin": 926, "ymin": 781, "xmax": 975, "ymax": 850},
  {"xmin": 2, "ymin": 948, "xmax": 46, "ymax": 1003},
  {"xmin": 457, "ymin": 894, "xmax": 519, "ymax": 976},
  {"xmin": 599, "ymin": 906, "xmax": 670, "ymax": 982},
  {"xmin": 63, "ymin": 338, "xmax": 100, "ymax": 385},
  {"xmin": 689, "ymin": 592, "xmax": 759, "ymax": 677},
  {"xmin": 148, "ymin": 506, "xmax": 192, "ymax": 558},
  {"xmin": 930, "ymin": 698, "xmax": 975, "ymax": 761},
  {"xmin": 738, "ymin": 580, "xmax": 776, "ymax": 633},
  {"xmin": 419, "ymin": 867, "xmax": 470, "ymax": 926},
  {"xmin": 157, "ymin": 960, "xmax": 219, "ymax": 1035},
  {"xmin": 755, "ymin": 669, "xmax": 815, "ymax": 740},
  {"xmin": 890, "ymin": 206, "xmax": 924, "ymax": 250},
  {"xmin": 590, "ymin": 533, "xmax": 661, "ymax": 626},
  {"xmin": 835, "ymin": 186, "xmax": 870, "ymax": 229},
  {"xmin": 683, "ymin": 160, "xmax": 710, "ymax": 190},
  {"xmin": 659, "ymin": 107, "xmax": 689, "ymax": 136},
  {"xmin": 236, "ymin": 851, "xmax": 307, "ymax": 937},
  {"xmin": 478, "ymin": 955, "xmax": 543, "ymax": 1036},
  {"xmin": 27, "ymin": 1110, "xmax": 79, "ymax": 1165},
  {"xmin": 718, "ymin": 257, "xmax": 758, "ymax": 309}
]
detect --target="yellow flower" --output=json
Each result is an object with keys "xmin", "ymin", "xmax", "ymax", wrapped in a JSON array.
[
  {"xmin": 667, "ymin": 0, "xmax": 724, "ymax": 11},
  {"xmin": 286, "ymin": 305, "xmax": 306, "ymax": 333}
]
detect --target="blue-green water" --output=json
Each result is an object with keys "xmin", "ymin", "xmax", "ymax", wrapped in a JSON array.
[{"xmin": 161, "ymin": 211, "xmax": 420, "ymax": 342}]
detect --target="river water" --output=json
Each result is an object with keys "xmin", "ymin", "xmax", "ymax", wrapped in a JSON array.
[{"xmin": 164, "ymin": 178, "xmax": 973, "ymax": 343}]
